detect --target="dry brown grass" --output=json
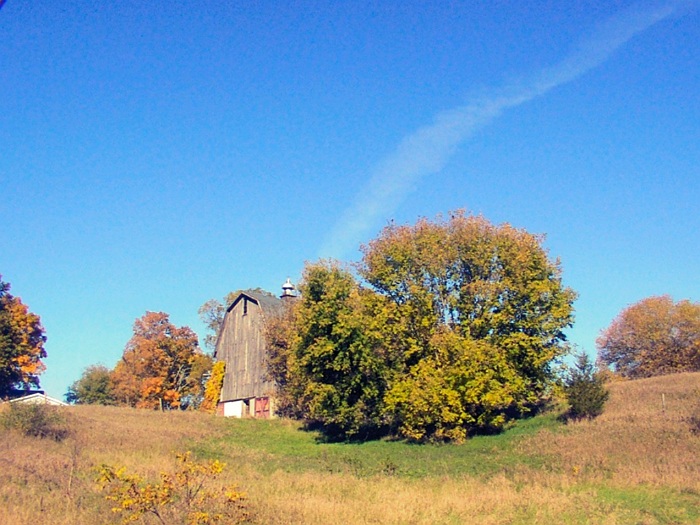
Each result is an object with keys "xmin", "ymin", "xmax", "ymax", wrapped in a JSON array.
[
  {"xmin": 1, "ymin": 373, "xmax": 698, "ymax": 524},
  {"xmin": 0, "ymin": 405, "xmax": 228, "ymax": 524},
  {"xmin": 525, "ymin": 372, "xmax": 700, "ymax": 490}
]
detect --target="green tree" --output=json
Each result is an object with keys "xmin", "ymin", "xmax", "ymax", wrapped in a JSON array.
[
  {"xmin": 597, "ymin": 295, "xmax": 700, "ymax": 378},
  {"xmin": 360, "ymin": 212, "xmax": 577, "ymax": 401},
  {"xmin": 0, "ymin": 275, "xmax": 47, "ymax": 396},
  {"xmin": 384, "ymin": 330, "xmax": 525, "ymax": 442},
  {"xmin": 563, "ymin": 352, "xmax": 609, "ymax": 420},
  {"xmin": 284, "ymin": 261, "xmax": 394, "ymax": 440},
  {"xmin": 273, "ymin": 213, "xmax": 576, "ymax": 442},
  {"xmin": 66, "ymin": 364, "xmax": 115, "ymax": 405}
]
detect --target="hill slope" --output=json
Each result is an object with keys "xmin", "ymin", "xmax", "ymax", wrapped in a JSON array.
[{"xmin": 1, "ymin": 372, "xmax": 698, "ymax": 524}]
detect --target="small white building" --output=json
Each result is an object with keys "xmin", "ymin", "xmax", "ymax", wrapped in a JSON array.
[{"xmin": 9, "ymin": 392, "xmax": 68, "ymax": 407}]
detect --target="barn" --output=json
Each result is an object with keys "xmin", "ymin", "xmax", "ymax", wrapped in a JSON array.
[{"xmin": 214, "ymin": 281, "xmax": 295, "ymax": 418}]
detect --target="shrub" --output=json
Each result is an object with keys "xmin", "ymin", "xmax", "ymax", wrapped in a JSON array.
[
  {"xmin": 563, "ymin": 352, "xmax": 609, "ymax": 421},
  {"xmin": 0, "ymin": 401, "xmax": 69, "ymax": 440},
  {"xmin": 97, "ymin": 451, "xmax": 248, "ymax": 524}
]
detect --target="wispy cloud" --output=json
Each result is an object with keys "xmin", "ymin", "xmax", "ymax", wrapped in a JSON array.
[{"xmin": 320, "ymin": 1, "xmax": 695, "ymax": 259}]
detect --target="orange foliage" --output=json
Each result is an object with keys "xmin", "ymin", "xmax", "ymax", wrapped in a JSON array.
[
  {"xmin": 0, "ymin": 277, "xmax": 47, "ymax": 394},
  {"xmin": 111, "ymin": 311, "xmax": 205, "ymax": 410},
  {"xmin": 597, "ymin": 295, "xmax": 700, "ymax": 378}
]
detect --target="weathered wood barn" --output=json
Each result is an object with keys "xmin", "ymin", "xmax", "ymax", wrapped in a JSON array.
[{"xmin": 214, "ymin": 281, "xmax": 295, "ymax": 418}]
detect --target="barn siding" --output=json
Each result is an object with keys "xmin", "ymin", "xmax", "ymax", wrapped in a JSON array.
[{"xmin": 215, "ymin": 292, "xmax": 280, "ymax": 407}]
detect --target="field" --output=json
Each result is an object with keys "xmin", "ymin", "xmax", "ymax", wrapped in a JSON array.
[{"xmin": 1, "ymin": 372, "xmax": 698, "ymax": 524}]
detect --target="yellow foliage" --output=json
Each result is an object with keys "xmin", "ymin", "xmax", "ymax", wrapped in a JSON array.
[
  {"xmin": 201, "ymin": 361, "xmax": 225, "ymax": 413},
  {"xmin": 97, "ymin": 451, "xmax": 247, "ymax": 524}
]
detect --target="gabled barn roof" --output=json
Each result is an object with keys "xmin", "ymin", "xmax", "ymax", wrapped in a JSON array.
[{"xmin": 227, "ymin": 290, "xmax": 282, "ymax": 316}]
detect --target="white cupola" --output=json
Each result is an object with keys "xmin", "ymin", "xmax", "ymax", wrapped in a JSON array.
[{"xmin": 281, "ymin": 278, "xmax": 296, "ymax": 299}]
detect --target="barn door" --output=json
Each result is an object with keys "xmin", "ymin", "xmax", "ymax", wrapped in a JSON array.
[{"xmin": 254, "ymin": 397, "xmax": 270, "ymax": 418}]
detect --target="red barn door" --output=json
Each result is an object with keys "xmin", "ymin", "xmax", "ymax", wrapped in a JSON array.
[{"xmin": 254, "ymin": 397, "xmax": 270, "ymax": 418}]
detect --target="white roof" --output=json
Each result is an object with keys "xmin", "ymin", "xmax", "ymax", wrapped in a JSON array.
[{"xmin": 9, "ymin": 393, "xmax": 68, "ymax": 407}]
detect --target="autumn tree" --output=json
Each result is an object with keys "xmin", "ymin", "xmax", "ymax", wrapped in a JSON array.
[
  {"xmin": 597, "ymin": 295, "xmax": 700, "ymax": 378},
  {"xmin": 360, "ymin": 212, "xmax": 576, "ymax": 398},
  {"xmin": 183, "ymin": 351, "xmax": 214, "ymax": 410},
  {"xmin": 200, "ymin": 361, "xmax": 225, "ymax": 413},
  {"xmin": 111, "ymin": 312, "xmax": 209, "ymax": 410},
  {"xmin": 358, "ymin": 213, "xmax": 576, "ymax": 440},
  {"xmin": 66, "ymin": 364, "xmax": 115, "ymax": 405},
  {"xmin": 0, "ymin": 275, "xmax": 47, "ymax": 397},
  {"xmin": 264, "ymin": 299, "xmax": 301, "ymax": 418}
]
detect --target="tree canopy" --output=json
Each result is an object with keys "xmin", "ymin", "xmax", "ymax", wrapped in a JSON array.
[
  {"xmin": 0, "ymin": 275, "xmax": 47, "ymax": 396},
  {"xmin": 111, "ymin": 311, "xmax": 210, "ymax": 409},
  {"xmin": 271, "ymin": 212, "xmax": 577, "ymax": 442},
  {"xmin": 66, "ymin": 364, "xmax": 115, "ymax": 405},
  {"xmin": 597, "ymin": 295, "xmax": 700, "ymax": 378},
  {"xmin": 277, "ymin": 262, "xmax": 393, "ymax": 439}
]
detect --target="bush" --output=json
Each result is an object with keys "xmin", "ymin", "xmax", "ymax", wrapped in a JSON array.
[
  {"xmin": 563, "ymin": 352, "xmax": 609, "ymax": 421},
  {"xmin": 0, "ymin": 402, "xmax": 69, "ymax": 440},
  {"xmin": 97, "ymin": 451, "xmax": 248, "ymax": 524}
]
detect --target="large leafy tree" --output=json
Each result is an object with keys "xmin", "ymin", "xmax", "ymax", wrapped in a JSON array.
[
  {"xmin": 277, "ymin": 213, "xmax": 576, "ymax": 442},
  {"xmin": 111, "ymin": 311, "xmax": 208, "ymax": 409},
  {"xmin": 384, "ymin": 330, "xmax": 526, "ymax": 442},
  {"xmin": 597, "ymin": 295, "xmax": 700, "ymax": 378},
  {"xmin": 0, "ymin": 275, "xmax": 47, "ymax": 396},
  {"xmin": 360, "ymin": 212, "xmax": 576, "ymax": 403}
]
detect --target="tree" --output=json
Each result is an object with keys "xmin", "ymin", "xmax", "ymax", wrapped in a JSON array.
[
  {"xmin": 264, "ymin": 299, "xmax": 302, "ymax": 418},
  {"xmin": 182, "ymin": 352, "xmax": 214, "ymax": 410},
  {"xmin": 563, "ymin": 352, "xmax": 609, "ymax": 420},
  {"xmin": 360, "ymin": 213, "xmax": 576, "ymax": 425},
  {"xmin": 274, "ymin": 213, "xmax": 577, "ymax": 442},
  {"xmin": 0, "ymin": 275, "xmax": 47, "ymax": 396},
  {"xmin": 66, "ymin": 364, "xmax": 115, "ymax": 405},
  {"xmin": 597, "ymin": 295, "xmax": 700, "ymax": 378},
  {"xmin": 384, "ymin": 331, "xmax": 525, "ymax": 442},
  {"xmin": 200, "ymin": 361, "xmax": 225, "ymax": 413},
  {"xmin": 281, "ymin": 262, "xmax": 393, "ymax": 440},
  {"xmin": 111, "ymin": 312, "xmax": 208, "ymax": 410}
]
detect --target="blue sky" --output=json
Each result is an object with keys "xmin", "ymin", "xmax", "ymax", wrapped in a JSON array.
[{"xmin": 2, "ymin": 1, "xmax": 698, "ymax": 399}]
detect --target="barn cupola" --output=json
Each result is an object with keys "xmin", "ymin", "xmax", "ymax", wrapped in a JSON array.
[{"xmin": 281, "ymin": 278, "xmax": 296, "ymax": 299}]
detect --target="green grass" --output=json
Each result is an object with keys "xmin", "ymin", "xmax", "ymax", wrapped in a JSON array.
[
  {"xmin": 575, "ymin": 484, "xmax": 700, "ymax": 525},
  {"xmin": 190, "ymin": 406, "xmax": 700, "ymax": 523},
  {"xmin": 195, "ymin": 410, "xmax": 564, "ymax": 478}
]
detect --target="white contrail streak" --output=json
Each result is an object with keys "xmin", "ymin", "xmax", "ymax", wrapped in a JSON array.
[{"xmin": 319, "ymin": 1, "xmax": 695, "ymax": 259}]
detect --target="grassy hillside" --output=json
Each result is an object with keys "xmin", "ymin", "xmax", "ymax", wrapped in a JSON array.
[{"xmin": 1, "ymin": 372, "xmax": 698, "ymax": 524}]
